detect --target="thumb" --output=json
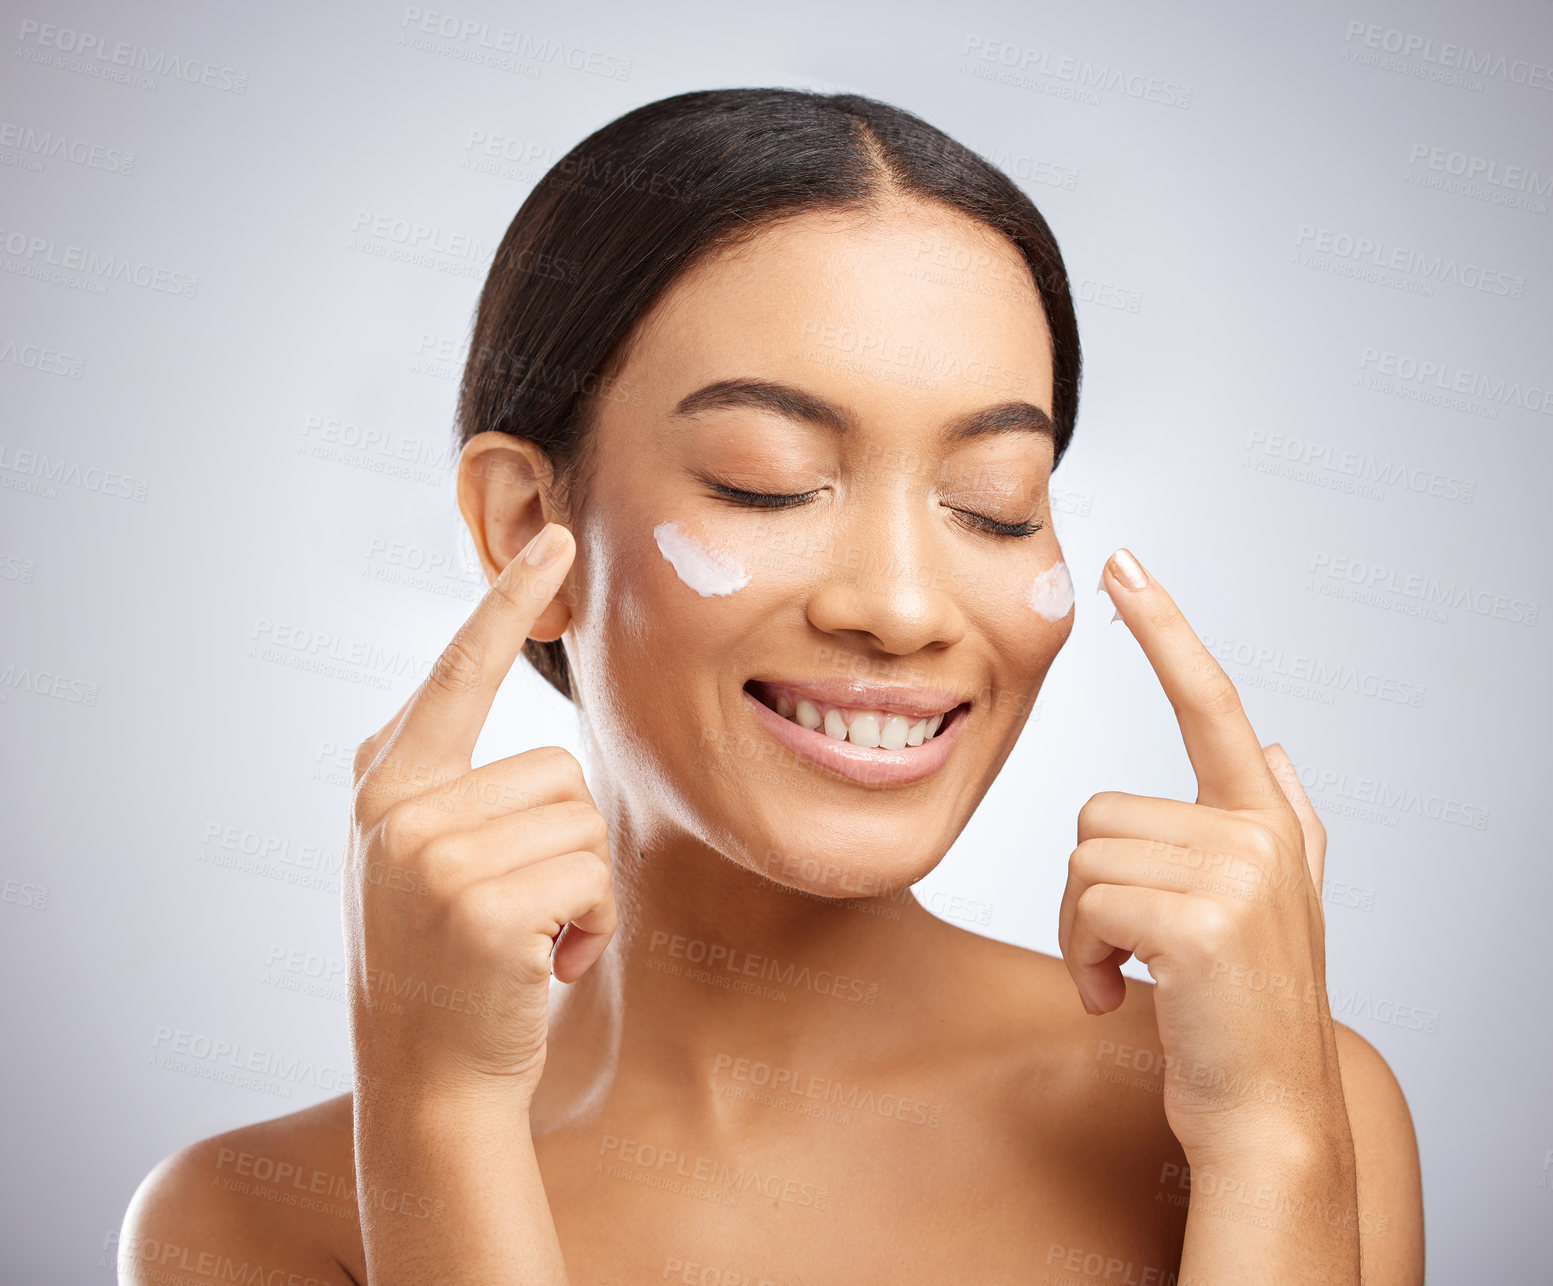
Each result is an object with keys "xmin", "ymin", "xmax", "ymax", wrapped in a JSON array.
[{"xmin": 1262, "ymin": 742, "xmax": 1327, "ymax": 892}]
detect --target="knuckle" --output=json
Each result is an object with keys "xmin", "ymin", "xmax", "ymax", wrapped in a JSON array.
[
  {"xmin": 554, "ymin": 797, "xmax": 596, "ymax": 825},
  {"xmin": 549, "ymin": 746, "xmax": 589, "ymax": 793},
  {"xmin": 488, "ymin": 569, "xmax": 536, "ymax": 616},
  {"xmin": 1076, "ymin": 791, "xmax": 1124, "ymax": 835},
  {"xmin": 426, "ymin": 635, "xmax": 484, "ymax": 700},
  {"xmin": 1198, "ymin": 671, "xmax": 1245, "ymax": 720},
  {"xmin": 1074, "ymin": 882, "xmax": 1107, "ymax": 924},
  {"xmin": 1144, "ymin": 596, "xmax": 1187, "ymax": 635},
  {"xmin": 375, "ymin": 802, "xmax": 409, "ymax": 855},
  {"xmin": 580, "ymin": 808, "xmax": 610, "ymax": 852},
  {"xmin": 1187, "ymin": 649, "xmax": 1226, "ymax": 685},
  {"xmin": 415, "ymin": 832, "xmax": 461, "ymax": 877},
  {"xmin": 573, "ymin": 849, "xmax": 613, "ymax": 900},
  {"xmin": 377, "ymin": 799, "xmax": 431, "ymax": 859},
  {"xmin": 1234, "ymin": 822, "xmax": 1281, "ymax": 865},
  {"xmin": 528, "ymin": 744, "xmax": 586, "ymax": 794},
  {"xmin": 1066, "ymin": 839, "xmax": 1101, "ymax": 882},
  {"xmin": 544, "ymin": 798, "xmax": 603, "ymax": 851},
  {"xmin": 376, "ymin": 803, "xmax": 410, "ymax": 855}
]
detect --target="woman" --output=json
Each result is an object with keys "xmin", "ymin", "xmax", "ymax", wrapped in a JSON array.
[{"xmin": 120, "ymin": 88, "xmax": 1424, "ymax": 1284}]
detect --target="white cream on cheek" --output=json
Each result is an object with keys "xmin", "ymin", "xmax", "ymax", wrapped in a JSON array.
[
  {"xmin": 653, "ymin": 521, "xmax": 751, "ymax": 596},
  {"xmin": 1028, "ymin": 559, "xmax": 1075, "ymax": 621}
]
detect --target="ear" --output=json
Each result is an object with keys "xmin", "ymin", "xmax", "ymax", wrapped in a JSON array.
[{"xmin": 455, "ymin": 431, "xmax": 574, "ymax": 643}]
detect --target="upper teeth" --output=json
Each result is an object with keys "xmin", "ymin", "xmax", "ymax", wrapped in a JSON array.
[{"xmin": 770, "ymin": 690, "xmax": 948, "ymax": 749}]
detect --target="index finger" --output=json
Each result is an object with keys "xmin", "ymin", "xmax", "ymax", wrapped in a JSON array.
[
  {"xmin": 1099, "ymin": 547, "xmax": 1285, "ymax": 813},
  {"xmin": 381, "ymin": 522, "xmax": 574, "ymax": 777}
]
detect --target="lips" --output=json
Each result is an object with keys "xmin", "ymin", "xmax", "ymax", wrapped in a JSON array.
[
  {"xmin": 747, "ymin": 679, "xmax": 961, "ymax": 748},
  {"xmin": 741, "ymin": 679, "xmax": 971, "ymax": 786}
]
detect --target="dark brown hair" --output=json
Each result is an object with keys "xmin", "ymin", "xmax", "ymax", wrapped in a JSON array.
[{"xmin": 455, "ymin": 87, "xmax": 1083, "ymax": 703}]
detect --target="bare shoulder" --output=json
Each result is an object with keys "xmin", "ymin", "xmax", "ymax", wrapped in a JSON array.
[
  {"xmin": 1330, "ymin": 1022, "xmax": 1426, "ymax": 1283},
  {"xmin": 940, "ymin": 927, "xmax": 1421, "ymax": 1281},
  {"xmin": 118, "ymin": 1093, "xmax": 362, "ymax": 1285},
  {"xmin": 934, "ymin": 920, "xmax": 1174, "ymax": 1070},
  {"xmin": 1331, "ymin": 1020, "xmax": 1420, "ymax": 1155},
  {"xmin": 924, "ymin": 923, "xmax": 1189, "ymax": 1263},
  {"xmin": 928, "ymin": 920, "xmax": 1185, "ymax": 1158}
]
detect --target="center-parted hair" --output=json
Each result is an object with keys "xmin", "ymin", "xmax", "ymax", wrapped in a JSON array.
[{"xmin": 456, "ymin": 87, "xmax": 1083, "ymax": 703}]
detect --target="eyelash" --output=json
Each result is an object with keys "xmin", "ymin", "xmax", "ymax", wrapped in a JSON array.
[{"xmin": 707, "ymin": 483, "xmax": 1046, "ymax": 539}]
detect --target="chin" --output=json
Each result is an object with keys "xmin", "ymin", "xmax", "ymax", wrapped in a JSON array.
[{"xmin": 724, "ymin": 804, "xmax": 954, "ymax": 903}]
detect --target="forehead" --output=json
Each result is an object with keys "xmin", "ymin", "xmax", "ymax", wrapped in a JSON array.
[{"xmin": 613, "ymin": 199, "xmax": 1055, "ymax": 426}]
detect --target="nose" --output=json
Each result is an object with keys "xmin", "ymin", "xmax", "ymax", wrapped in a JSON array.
[{"xmin": 803, "ymin": 493, "xmax": 969, "ymax": 655}]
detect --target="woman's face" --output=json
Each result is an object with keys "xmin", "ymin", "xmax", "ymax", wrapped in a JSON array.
[{"xmin": 561, "ymin": 196, "xmax": 1073, "ymax": 896}]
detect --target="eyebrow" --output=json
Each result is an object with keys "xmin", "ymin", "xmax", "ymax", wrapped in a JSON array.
[{"xmin": 670, "ymin": 377, "xmax": 1055, "ymax": 445}]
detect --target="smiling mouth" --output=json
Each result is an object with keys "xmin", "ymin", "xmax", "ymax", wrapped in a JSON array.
[{"xmin": 744, "ymin": 679, "xmax": 970, "ymax": 751}]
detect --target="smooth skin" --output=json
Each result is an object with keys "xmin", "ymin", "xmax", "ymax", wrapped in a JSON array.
[{"xmin": 119, "ymin": 194, "xmax": 1423, "ymax": 1284}]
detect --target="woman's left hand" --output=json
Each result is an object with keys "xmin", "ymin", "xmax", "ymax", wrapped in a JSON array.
[{"xmin": 1059, "ymin": 546, "xmax": 1345, "ymax": 1166}]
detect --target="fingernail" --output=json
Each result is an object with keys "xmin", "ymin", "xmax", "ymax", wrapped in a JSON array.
[
  {"xmin": 521, "ymin": 523, "xmax": 567, "ymax": 571},
  {"xmin": 1106, "ymin": 548, "xmax": 1149, "ymax": 591}
]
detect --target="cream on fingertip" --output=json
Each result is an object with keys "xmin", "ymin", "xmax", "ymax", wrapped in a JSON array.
[{"xmin": 1096, "ymin": 561, "xmax": 1121, "ymax": 623}]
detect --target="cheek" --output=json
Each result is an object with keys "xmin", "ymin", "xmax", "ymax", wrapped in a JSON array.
[
  {"xmin": 590, "ymin": 517, "xmax": 756, "ymax": 671},
  {"xmin": 967, "ymin": 544, "xmax": 1075, "ymax": 679},
  {"xmin": 652, "ymin": 520, "xmax": 751, "ymax": 597},
  {"xmin": 963, "ymin": 539, "xmax": 1074, "ymax": 616},
  {"xmin": 1027, "ymin": 559, "xmax": 1076, "ymax": 622}
]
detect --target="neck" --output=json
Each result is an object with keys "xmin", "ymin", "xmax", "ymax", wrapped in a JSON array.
[{"xmin": 534, "ymin": 774, "xmax": 956, "ymax": 1134}]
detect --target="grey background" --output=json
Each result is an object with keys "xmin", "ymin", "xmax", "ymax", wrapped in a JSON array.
[{"xmin": 2, "ymin": 0, "xmax": 1549, "ymax": 1280}]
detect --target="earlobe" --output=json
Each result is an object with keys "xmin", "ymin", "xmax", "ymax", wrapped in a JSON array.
[{"xmin": 526, "ymin": 583, "xmax": 575, "ymax": 642}]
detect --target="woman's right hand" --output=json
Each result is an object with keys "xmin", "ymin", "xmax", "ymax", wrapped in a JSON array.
[{"xmin": 344, "ymin": 520, "xmax": 616, "ymax": 1112}]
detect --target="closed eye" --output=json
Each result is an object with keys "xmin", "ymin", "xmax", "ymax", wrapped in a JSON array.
[
  {"xmin": 707, "ymin": 483, "xmax": 820, "ymax": 510},
  {"xmin": 957, "ymin": 512, "xmax": 1045, "ymax": 538},
  {"xmin": 707, "ymin": 482, "xmax": 1045, "ymax": 539}
]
